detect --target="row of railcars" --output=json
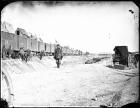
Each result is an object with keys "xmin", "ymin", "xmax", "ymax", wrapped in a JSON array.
[
  {"xmin": 1, "ymin": 29, "xmax": 56, "ymax": 56},
  {"xmin": 1, "ymin": 26, "xmax": 83, "ymax": 57},
  {"xmin": 62, "ymin": 46, "xmax": 82, "ymax": 56}
]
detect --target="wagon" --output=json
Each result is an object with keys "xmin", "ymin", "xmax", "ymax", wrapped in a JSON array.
[{"xmin": 113, "ymin": 46, "xmax": 129, "ymax": 66}]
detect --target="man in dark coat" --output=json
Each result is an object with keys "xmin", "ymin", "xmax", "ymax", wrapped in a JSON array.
[
  {"xmin": 39, "ymin": 50, "xmax": 44, "ymax": 60},
  {"xmin": 54, "ymin": 44, "xmax": 63, "ymax": 60},
  {"xmin": 54, "ymin": 44, "xmax": 63, "ymax": 68}
]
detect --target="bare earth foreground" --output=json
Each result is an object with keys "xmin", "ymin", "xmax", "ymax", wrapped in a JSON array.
[{"xmin": 1, "ymin": 56, "xmax": 139, "ymax": 107}]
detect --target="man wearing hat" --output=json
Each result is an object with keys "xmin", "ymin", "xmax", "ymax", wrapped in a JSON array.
[{"xmin": 54, "ymin": 44, "xmax": 63, "ymax": 68}]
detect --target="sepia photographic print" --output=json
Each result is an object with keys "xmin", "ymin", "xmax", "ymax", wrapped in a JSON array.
[{"xmin": 1, "ymin": 1, "xmax": 139, "ymax": 107}]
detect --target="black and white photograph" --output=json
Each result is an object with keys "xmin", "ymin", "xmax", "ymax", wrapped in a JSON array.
[{"xmin": 1, "ymin": 1, "xmax": 139, "ymax": 107}]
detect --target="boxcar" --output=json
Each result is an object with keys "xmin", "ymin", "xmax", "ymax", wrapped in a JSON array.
[
  {"xmin": 31, "ymin": 38, "xmax": 38, "ymax": 52},
  {"xmin": 50, "ymin": 44, "xmax": 56, "ymax": 54},
  {"xmin": 18, "ymin": 35, "xmax": 27, "ymax": 50},
  {"xmin": 15, "ymin": 28, "xmax": 32, "ymax": 51},
  {"xmin": 27, "ymin": 37, "xmax": 31, "ymax": 50},
  {"xmin": 1, "ymin": 31, "xmax": 18, "ymax": 50},
  {"xmin": 38, "ymin": 41, "xmax": 45, "ymax": 52},
  {"xmin": 13, "ymin": 34, "xmax": 18, "ymax": 51},
  {"xmin": 44, "ymin": 43, "xmax": 51, "ymax": 53},
  {"xmin": 62, "ymin": 46, "xmax": 69, "ymax": 55},
  {"xmin": 62, "ymin": 47, "xmax": 65, "ymax": 55}
]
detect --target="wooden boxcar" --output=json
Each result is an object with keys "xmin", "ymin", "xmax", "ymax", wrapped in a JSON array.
[
  {"xmin": 38, "ymin": 41, "xmax": 45, "ymax": 52},
  {"xmin": 15, "ymin": 28, "xmax": 29, "ymax": 50},
  {"xmin": 18, "ymin": 35, "xmax": 27, "ymax": 50},
  {"xmin": 44, "ymin": 43, "xmax": 51, "ymax": 54},
  {"xmin": 1, "ymin": 31, "xmax": 18, "ymax": 50},
  {"xmin": 50, "ymin": 44, "xmax": 56, "ymax": 54},
  {"xmin": 27, "ymin": 37, "xmax": 31, "ymax": 50},
  {"xmin": 31, "ymin": 38, "xmax": 38, "ymax": 52}
]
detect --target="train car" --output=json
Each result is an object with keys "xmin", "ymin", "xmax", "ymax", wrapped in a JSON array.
[
  {"xmin": 1, "ymin": 31, "xmax": 19, "ymax": 58},
  {"xmin": 27, "ymin": 37, "xmax": 31, "ymax": 50},
  {"xmin": 1, "ymin": 22, "xmax": 84, "ymax": 58},
  {"xmin": 75, "ymin": 50, "xmax": 79, "ymax": 56},
  {"xmin": 67, "ymin": 48, "xmax": 70, "ymax": 55},
  {"xmin": 70, "ymin": 48, "xmax": 73, "ymax": 55},
  {"xmin": 62, "ymin": 46, "xmax": 68, "ymax": 56},
  {"xmin": 31, "ymin": 38, "xmax": 38, "ymax": 52},
  {"xmin": 38, "ymin": 41, "xmax": 45, "ymax": 52},
  {"xmin": 12, "ymin": 34, "xmax": 19, "ymax": 51},
  {"xmin": 44, "ymin": 43, "xmax": 51, "ymax": 55},
  {"xmin": 1, "ymin": 31, "xmax": 15, "ymax": 50},
  {"xmin": 68, "ymin": 48, "xmax": 71, "ymax": 55},
  {"xmin": 18, "ymin": 36, "xmax": 27, "ymax": 50},
  {"xmin": 62, "ymin": 47, "xmax": 65, "ymax": 55},
  {"xmin": 15, "ymin": 28, "xmax": 29, "ymax": 50},
  {"xmin": 78, "ymin": 50, "xmax": 82, "ymax": 55},
  {"xmin": 50, "ymin": 44, "xmax": 56, "ymax": 55},
  {"xmin": 73, "ymin": 50, "xmax": 76, "ymax": 55},
  {"xmin": 1, "ymin": 21, "xmax": 17, "ymax": 51}
]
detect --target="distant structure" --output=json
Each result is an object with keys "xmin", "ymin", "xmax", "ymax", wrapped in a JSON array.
[
  {"xmin": 1, "ymin": 21, "xmax": 85, "ymax": 59},
  {"xmin": 85, "ymin": 51, "xmax": 90, "ymax": 55}
]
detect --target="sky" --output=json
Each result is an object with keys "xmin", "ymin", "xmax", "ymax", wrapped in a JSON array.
[{"xmin": 1, "ymin": 1, "xmax": 139, "ymax": 53}]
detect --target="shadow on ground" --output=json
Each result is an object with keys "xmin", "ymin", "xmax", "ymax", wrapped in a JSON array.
[{"xmin": 106, "ymin": 65, "xmax": 126, "ymax": 70}]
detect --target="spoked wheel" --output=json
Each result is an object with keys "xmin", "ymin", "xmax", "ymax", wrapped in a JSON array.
[{"xmin": 1, "ymin": 71, "xmax": 14, "ymax": 106}]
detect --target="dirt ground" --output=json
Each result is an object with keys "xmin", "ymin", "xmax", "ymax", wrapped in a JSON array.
[{"xmin": 1, "ymin": 55, "xmax": 139, "ymax": 107}]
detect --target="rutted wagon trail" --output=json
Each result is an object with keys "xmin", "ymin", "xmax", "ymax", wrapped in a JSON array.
[{"xmin": 1, "ymin": 56, "xmax": 139, "ymax": 107}]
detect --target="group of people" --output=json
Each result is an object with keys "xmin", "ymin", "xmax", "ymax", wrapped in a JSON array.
[
  {"xmin": 19, "ymin": 48, "xmax": 31, "ymax": 62},
  {"xmin": 2, "ymin": 44, "xmax": 63, "ymax": 67},
  {"xmin": 2, "ymin": 45, "xmax": 13, "ymax": 59},
  {"xmin": 1, "ymin": 45, "xmax": 31, "ymax": 62}
]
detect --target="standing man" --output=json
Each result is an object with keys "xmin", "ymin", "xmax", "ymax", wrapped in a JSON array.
[
  {"xmin": 39, "ymin": 50, "xmax": 44, "ymax": 60},
  {"xmin": 7, "ymin": 45, "xmax": 13, "ymax": 58},
  {"xmin": 54, "ymin": 44, "xmax": 63, "ymax": 68},
  {"xmin": 19, "ymin": 47, "xmax": 25, "ymax": 61}
]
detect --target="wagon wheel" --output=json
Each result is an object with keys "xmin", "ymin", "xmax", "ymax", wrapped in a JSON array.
[{"xmin": 1, "ymin": 71, "xmax": 13, "ymax": 106}]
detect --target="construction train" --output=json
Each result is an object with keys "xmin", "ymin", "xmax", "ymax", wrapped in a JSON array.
[{"xmin": 1, "ymin": 26, "xmax": 83, "ymax": 58}]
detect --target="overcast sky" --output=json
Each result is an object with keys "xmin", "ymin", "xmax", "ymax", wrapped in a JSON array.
[{"xmin": 1, "ymin": 1, "xmax": 139, "ymax": 53}]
